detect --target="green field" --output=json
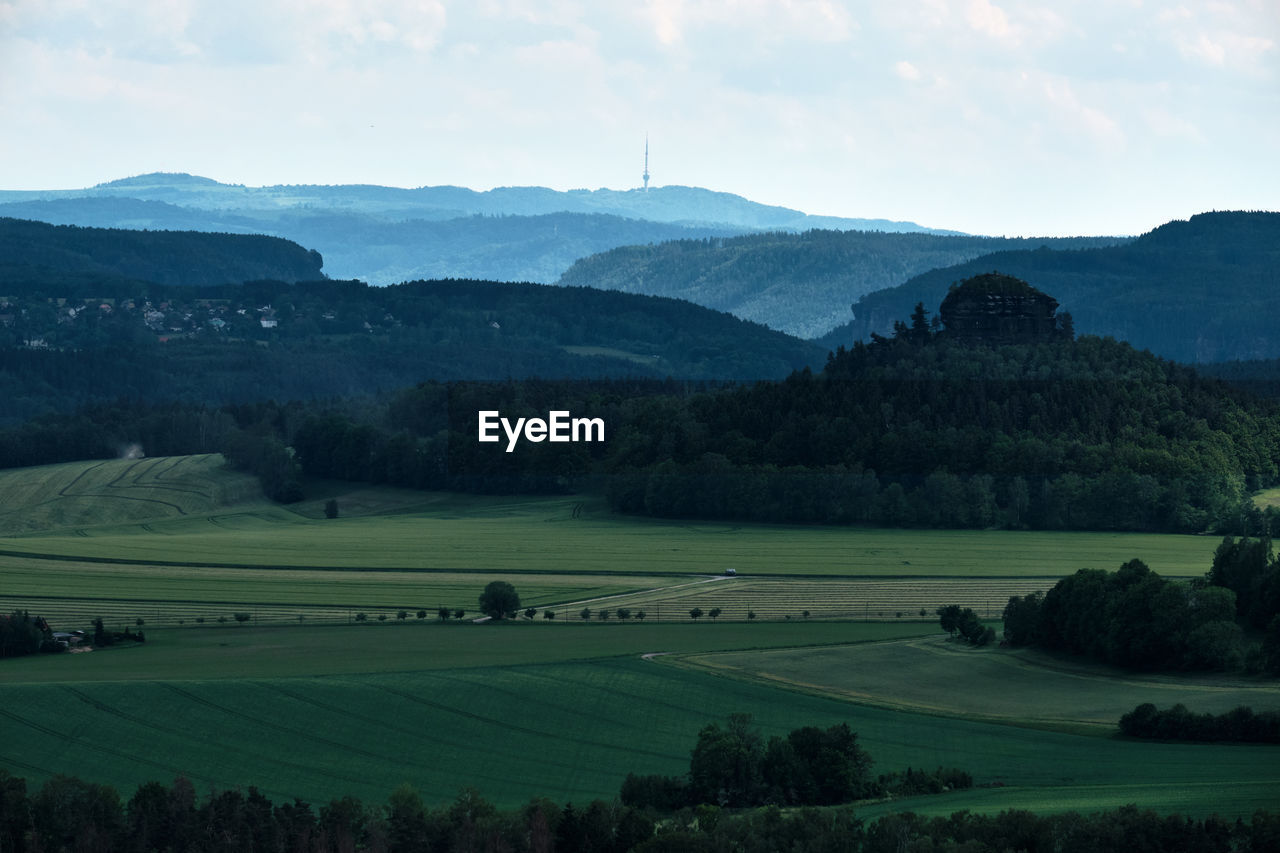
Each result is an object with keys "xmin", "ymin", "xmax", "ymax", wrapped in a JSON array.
[
  {"xmin": 1, "ymin": 456, "xmax": 1226, "ymax": 631},
  {"xmin": 2, "ymin": 456, "xmax": 1274, "ymax": 820},
  {"xmin": 0, "ymin": 458, "xmax": 1221, "ymax": 579},
  {"xmin": 688, "ymin": 636, "xmax": 1280, "ymax": 733},
  {"xmin": 2, "ymin": 622, "xmax": 1276, "ymax": 817},
  {"xmin": 0, "ymin": 621, "xmax": 931, "ymax": 683}
]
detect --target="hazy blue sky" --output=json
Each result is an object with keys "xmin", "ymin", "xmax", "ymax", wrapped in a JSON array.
[{"xmin": 1, "ymin": 0, "xmax": 1275, "ymax": 235}]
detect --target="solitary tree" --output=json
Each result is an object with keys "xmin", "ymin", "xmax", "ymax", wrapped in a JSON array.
[
  {"xmin": 524, "ymin": 607, "xmax": 537, "ymax": 620},
  {"xmin": 936, "ymin": 604, "xmax": 963, "ymax": 636},
  {"xmin": 708, "ymin": 608, "xmax": 722, "ymax": 622},
  {"xmin": 453, "ymin": 609, "xmax": 465, "ymax": 620},
  {"xmin": 617, "ymin": 607, "xmax": 632, "ymax": 621},
  {"xmin": 636, "ymin": 610, "xmax": 647, "ymax": 621},
  {"xmin": 397, "ymin": 610, "xmax": 408, "ymax": 620},
  {"xmin": 233, "ymin": 612, "xmax": 251, "ymax": 625},
  {"xmin": 438, "ymin": 607, "xmax": 451, "ymax": 621},
  {"xmin": 580, "ymin": 608, "xmax": 592, "ymax": 621},
  {"xmin": 479, "ymin": 581, "xmax": 520, "ymax": 620},
  {"xmin": 690, "ymin": 607, "xmax": 704, "ymax": 621}
]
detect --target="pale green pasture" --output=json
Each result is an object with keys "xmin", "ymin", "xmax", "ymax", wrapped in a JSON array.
[{"xmin": 689, "ymin": 636, "xmax": 1280, "ymax": 733}]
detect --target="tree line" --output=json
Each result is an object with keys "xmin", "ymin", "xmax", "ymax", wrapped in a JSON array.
[
  {"xmin": 999, "ymin": 547, "xmax": 1280, "ymax": 673},
  {"xmin": 1119, "ymin": 703, "xmax": 1280, "ymax": 743},
  {"xmin": 621, "ymin": 713, "xmax": 971, "ymax": 811},
  {"xmin": 0, "ymin": 768, "xmax": 1276, "ymax": 853}
]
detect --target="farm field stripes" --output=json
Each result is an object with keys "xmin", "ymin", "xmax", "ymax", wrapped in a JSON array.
[
  {"xmin": 1, "ymin": 656, "xmax": 1275, "ymax": 814},
  {"xmin": 586, "ymin": 577, "xmax": 1058, "ymax": 621},
  {"xmin": 0, "ymin": 557, "xmax": 665, "ymax": 627},
  {"xmin": 3, "ymin": 575, "xmax": 1057, "ymax": 629}
]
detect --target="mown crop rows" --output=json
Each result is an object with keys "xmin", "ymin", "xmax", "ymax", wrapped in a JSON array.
[
  {"xmin": 589, "ymin": 577, "xmax": 1056, "ymax": 621},
  {"xmin": 5, "ymin": 574, "xmax": 1056, "ymax": 630},
  {"xmin": 0, "ymin": 454, "xmax": 264, "ymax": 535}
]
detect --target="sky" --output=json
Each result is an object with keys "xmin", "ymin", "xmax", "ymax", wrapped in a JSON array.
[{"xmin": 0, "ymin": 0, "xmax": 1275, "ymax": 236}]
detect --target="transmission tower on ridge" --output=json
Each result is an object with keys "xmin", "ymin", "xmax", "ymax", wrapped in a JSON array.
[{"xmin": 643, "ymin": 136, "xmax": 651, "ymax": 191}]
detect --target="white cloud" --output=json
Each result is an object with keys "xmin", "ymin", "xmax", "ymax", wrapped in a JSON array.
[
  {"xmin": 894, "ymin": 59, "xmax": 922, "ymax": 81},
  {"xmin": 1142, "ymin": 106, "xmax": 1205, "ymax": 142},
  {"xmin": 966, "ymin": 0, "xmax": 1012, "ymax": 40},
  {"xmin": 1042, "ymin": 78, "xmax": 1125, "ymax": 152}
]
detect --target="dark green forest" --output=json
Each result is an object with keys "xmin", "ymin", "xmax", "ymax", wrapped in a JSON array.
[
  {"xmin": 1001, "ymin": 552, "xmax": 1280, "ymax": 673},
  {"xmin": 0, "ymin": 217, "xmax": 324, "ymax": 286},
  {"xmin": 10, "ymin": 281, "xmax": 1280, "ymax": 534},
  {"xmin": 5, "ymin": 219, "xmax": 1280, "ymax": 537},
  {"xmin": 0, "ymin": 270, "xmax": 822, "ymax": 425},
  {"xmin": 557, "ymin": 229, "xmax": 1123, "ymax": 338},
  {"xmin": 819, "ymin": 211, "xmax": 1280, "ymax": 363}
]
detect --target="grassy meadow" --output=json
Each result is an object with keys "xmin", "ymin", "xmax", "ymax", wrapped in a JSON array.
[
  {"xmin": 2, "ymin": 455, "xmax": 1276, "ymax": 820},
  {"xmin": 686, "ymin": 636, "xmax": 1280, "ymax": 733},
  {"xmin": 0, "ymin": 458, "xmax": 1220, "ymax": 578}
]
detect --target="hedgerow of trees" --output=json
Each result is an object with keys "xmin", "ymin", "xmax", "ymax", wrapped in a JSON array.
[{"xmin": 2, "ymin": 767, "xmax": 1276, "ymax": 853}]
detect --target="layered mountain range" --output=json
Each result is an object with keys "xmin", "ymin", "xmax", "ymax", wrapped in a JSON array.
[{"xmin": 0, "ymin": 172, "xmax": 950, "ymax": 287}]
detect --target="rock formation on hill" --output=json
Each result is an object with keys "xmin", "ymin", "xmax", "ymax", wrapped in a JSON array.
[{"xmin": 938, "ymin": 273, "xmax": 1063, "ymax": 344}]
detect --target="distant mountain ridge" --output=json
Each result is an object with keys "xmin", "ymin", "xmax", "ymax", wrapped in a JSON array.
[
  {"xmin": 62, "ymin": 171, "xmax": 955, "ymax": 233},
  {"xmin": 0, "ymin": 173, "xmax": 956, "ymax": 287},
  {"xmin": 816, "ymin": 211, "xmax": 1280, "ymax": 363},
  {"xmin": 557, "ymin": 230, "xmax": 1126, "ymax": 338}
]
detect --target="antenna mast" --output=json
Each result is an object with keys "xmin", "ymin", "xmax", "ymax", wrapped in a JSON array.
[{"xmin": 643, "ymin": 136, "xmax": 650, "ymax": 191}]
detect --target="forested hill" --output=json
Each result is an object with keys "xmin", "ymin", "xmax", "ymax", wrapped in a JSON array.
[
  {"xmin": 223, "ymin": 290, "xmax": 1280, "ymax": 534},
  {"xmin": 596, "ymin": 317, "xmax": 1280, "ymax": 533},
  {"xmin": 0, "ymin": 275, "xmax": 823, "ymax": 425},
  {"xmin": 0, "ymin": 217, "xmax": 324, "ymax": 286},
  {"xmin": 818, "ymin": 211, "xmax": 1280, "ymax": 363},
  {"xmin": 556, "ymin": 230, "xmax": 1125, "ymax": 339}
]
